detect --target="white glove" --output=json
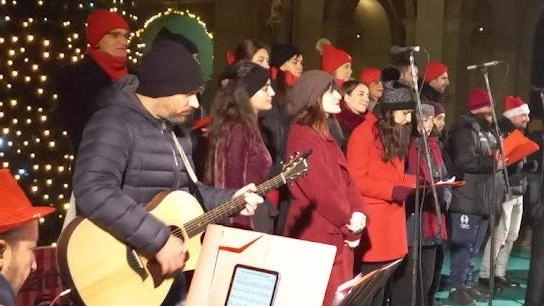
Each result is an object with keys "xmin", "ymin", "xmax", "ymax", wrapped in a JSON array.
[
  {"xmin": 346, "ymin": 212, "xmax": 366, "ymax": 233},
  {"xmin": 233, "ymin": 183, "xmax": 264, "ymax": 216},
  {"xmin": 344, "ymin": 239, "xmax": 360, "ymax": 248}
]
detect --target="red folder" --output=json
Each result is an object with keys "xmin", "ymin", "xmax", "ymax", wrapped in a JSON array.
[{"xmin": 503, "ymin": 129, "xmax": 539, "ymax": 166}]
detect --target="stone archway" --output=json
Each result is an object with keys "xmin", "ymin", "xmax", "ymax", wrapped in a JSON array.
[{"xmin": 324, "ymin": 0, "xmax": 406, "ymax": 73}]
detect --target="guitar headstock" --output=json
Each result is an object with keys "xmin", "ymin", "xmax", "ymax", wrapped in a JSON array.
[{"xmin": 281, "ymin": 150, "xmax": 311, "ymax": 183}]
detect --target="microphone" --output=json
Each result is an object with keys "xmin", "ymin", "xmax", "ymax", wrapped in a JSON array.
[
  {"xmin": 390, "ymin": 45, "xmax": 421, "ymax": 54},
  {"xmin": 530, "ymin": 86, "xmax": 544, "ymax": 92},
  {"xmin": 466, "ymin": 60, "xmax": 501, "ymax": 71}
]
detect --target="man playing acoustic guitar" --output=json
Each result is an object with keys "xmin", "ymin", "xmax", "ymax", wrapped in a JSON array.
[{"xmin": 69, "ymin": 38, "xmax": 263, "ymax": 306}]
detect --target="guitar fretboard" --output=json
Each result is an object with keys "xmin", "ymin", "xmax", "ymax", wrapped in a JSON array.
[{"xmin": 177, "ymin": 175, "xmax": 287, "ymax": 238}]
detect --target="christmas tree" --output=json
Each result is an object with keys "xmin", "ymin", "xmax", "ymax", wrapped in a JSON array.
[{"xmin": 0, "ymin": 0, "xmax": 138, "ymax": 245}]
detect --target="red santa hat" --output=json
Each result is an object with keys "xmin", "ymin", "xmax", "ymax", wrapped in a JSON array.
[{"xmin": 503, "ymin": 96, "xmax": 530, "ymax": 118}]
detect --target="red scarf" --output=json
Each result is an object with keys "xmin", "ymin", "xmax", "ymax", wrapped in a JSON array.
[
  {"xmin": 270, "ymin": 67, "xmax": 299, "ymax": 87},
  {"xmin": 86, "ymin": 47, "xmax": 128, "ymax": 81}
]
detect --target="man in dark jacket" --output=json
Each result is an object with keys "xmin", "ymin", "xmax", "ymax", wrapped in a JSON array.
[
  {"xmin": 479, "ymin": 96, "xmax": 533, "ymax": 289},
  {"xmin": 0, "ymin": 169, "xmax": 55, "ymax": 306},
  {"xmin": 420, "ymin": 61, "xmax": 449, "ymax": 104},
  {"xmin": 56, "ymin": 9, "xmax": 131, "ymax": 228},
  {"xmin": 72, "ymin": 39, "xmax": 263, "ymax": 306},
  {"xmin": 56, "ymin": 9, "xmax": 130, "ymax": 154},
  {"xmin": 445, "ymin": 88, "xmax": 506, "ymax": 306}
]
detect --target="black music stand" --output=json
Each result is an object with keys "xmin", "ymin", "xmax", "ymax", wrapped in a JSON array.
[{"xmin": 333, "ymin": 259, "xmax": 402, "ymax": 306}]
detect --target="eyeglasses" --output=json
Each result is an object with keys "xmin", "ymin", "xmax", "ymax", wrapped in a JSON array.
[{"xmin": 107, "ymin": 31, "xmax": 131, "ymax": 40}]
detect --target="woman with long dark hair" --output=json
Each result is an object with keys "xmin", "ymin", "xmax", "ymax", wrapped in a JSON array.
[
  {"xmin": 390, "ymin": 103, "xmax": 450, "ymax": 306},
  {"xmin": 283, "ymin": 70, "xmax": 366, "ymax": 306},
  {"xmin": 347, "ymin": 81, "xmax": 417, "ymax": 306},
  {"xmin": 205, "ymin": 61, "xmax": 277, "ymax": 233}
]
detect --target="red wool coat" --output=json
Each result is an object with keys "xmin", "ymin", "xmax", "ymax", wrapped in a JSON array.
[
  {"xmin": 346, "ymin": 112, "xmax": 416, "ymax": 262},
  {"xmin": 284, "ymin": 124, "xmax": 365, "ymax": 306}
]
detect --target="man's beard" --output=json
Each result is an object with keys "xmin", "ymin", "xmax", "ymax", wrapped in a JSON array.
[{"xmin": 474, "ymin": 113, "xmax": 493, "ymax": 128}]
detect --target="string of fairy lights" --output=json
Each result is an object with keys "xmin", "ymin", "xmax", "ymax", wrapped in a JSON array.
[
  {"xmin": 0, "ymin": 1, "xmax": 211, "ymax": 245},
  {"xmin": 128, "ymin": 8, "xmax": 213, "ymax": 64},
  {"xmin": 0, "ymin": 0, "xmax": 137, "ymax": 245}
]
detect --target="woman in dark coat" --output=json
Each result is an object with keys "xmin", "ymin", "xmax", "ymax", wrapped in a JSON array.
[
  {"xmin": 284, "ymin": 70, "xmax": 366, "ymax": 306},
  {"xmin": 205, "ymin": 61, "xmax": 278, "ymax": 234},
  {"xmin": 335, "ymin": 80, "xmax": 370, "ymax": 150},
  {"xmin": 390, "ymin": 103, "xmax": 450, "ymax": 306}
]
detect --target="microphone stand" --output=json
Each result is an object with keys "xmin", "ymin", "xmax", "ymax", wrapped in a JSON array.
[
  {"xmin": 477, "ymin": 65, "xmax": 511, "ymax": 306},
  {"xmin": 409, "ymin": 50, "xmax": 443, "ymax": 306}
]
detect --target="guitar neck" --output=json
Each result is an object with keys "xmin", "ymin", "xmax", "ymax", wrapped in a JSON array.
[{"xmin": 183, "ymin": 174, "xmax": 287, "ymax": 237}]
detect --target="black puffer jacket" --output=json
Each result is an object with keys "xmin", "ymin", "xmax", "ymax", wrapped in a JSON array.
[
  {"xmin": 55, "ymin": 56, "xmax": 113, "ymax": 154},
  {"xmin": 73, "ymin": 75, "xmax": 233, "ymax": 257},
  {"xmin": 446, "ymin": 113, "xmax": 506, "ymax": 217}
]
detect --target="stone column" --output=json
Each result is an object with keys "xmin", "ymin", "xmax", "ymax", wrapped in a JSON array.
[
  {"xmin": 291, "ymin": 0, "xmax": 325, "ymax": 70},
  {"xmin": 442, "ymin": 17, "xmax": 472, "ymax": 117},
  {"xmin": 415, "ymin": 0, "xmax": 446, "ymax": 60},
  {"xmin": 213, "ymin": 0, "xmax": 257, "ymax": 76}
]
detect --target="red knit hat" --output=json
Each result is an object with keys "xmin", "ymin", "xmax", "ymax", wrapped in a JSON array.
[
  {"xmin": 424, "ymin": 60, "xmax": 448, "ymax": 83},
  {"xmin": 0, "ymin": 169, "xmax": 55, "ymax": 233},
  {"xmin": 322, "ymin": 44, "xmax": 351, "ymax": 74},
  {"xmin": 503, "ymin": 96, "xmax": 530, "ymax": 118},
  {"xmin": 467, "ymin": 88, "xmax": 491, "ymax": 111},
  {"xmin": 359, "ymin": 67, "xmax": 382, "ymax": 85},
  {"xmin": 86, "ymin": 9, "xmax": 130, "ymax": 47}
]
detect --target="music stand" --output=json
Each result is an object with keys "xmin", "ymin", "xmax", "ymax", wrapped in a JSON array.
[{"xmin": 332, "ymin": 259, "xmax": 403, "ymax": 306}]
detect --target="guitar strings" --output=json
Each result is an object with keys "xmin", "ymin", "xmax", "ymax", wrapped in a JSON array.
[{"xmin": 169, "ymin": 175, "xmax": 288, "ymax": 239}]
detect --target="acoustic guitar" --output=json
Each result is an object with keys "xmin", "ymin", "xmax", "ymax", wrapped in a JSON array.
[{"xmin": 57, "ymin": 151, "xmax": 310, "ymax": 306}]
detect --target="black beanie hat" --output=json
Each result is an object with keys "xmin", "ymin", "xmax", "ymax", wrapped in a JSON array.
[
  {"xmin": 242, "ymin": 64, "xmax": 270, "ymax": 97},
  {"xmin": 380, "ymin": 80, "xmax": 416, "ymax": 111},
  {"xmin": 270, "ymin": 43, "xmax": 301, "ymax": 68},
  {"xmin": 137, "ymin": 40, "xmax": 203, "ymax": 98},
  {"xmin": 154, "ymin": 27, "xmax": 199, "ymax": 55}
]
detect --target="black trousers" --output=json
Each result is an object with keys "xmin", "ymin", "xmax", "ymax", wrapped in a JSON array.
[
  {"xmin": 359, "ymin": 261, "xmax": 395, "ymax": 306},
  {"xmin": 389, "ymin": 246, "xmax": 438, "ymax": 306},
  {"xmin": 525, "ymin": 203, "xmax": 544, "ymax": 306},
  {"xmin": 428, "ymin": 244, "xmax": 445, "ymax": 305}
]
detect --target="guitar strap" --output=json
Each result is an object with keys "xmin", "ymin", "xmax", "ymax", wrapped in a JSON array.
[
  {"xmin": 171, "ymin": 131, "xmax": 199, "ymax": 184},
  {"xmin": 171, "ymin": 131, "xmax": 206, "ymax": 208}
]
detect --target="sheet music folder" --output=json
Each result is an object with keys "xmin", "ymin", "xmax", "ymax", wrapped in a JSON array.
[{"xmin": 332, "ymin": 259, "xmax": 403, "ymax": 306}]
